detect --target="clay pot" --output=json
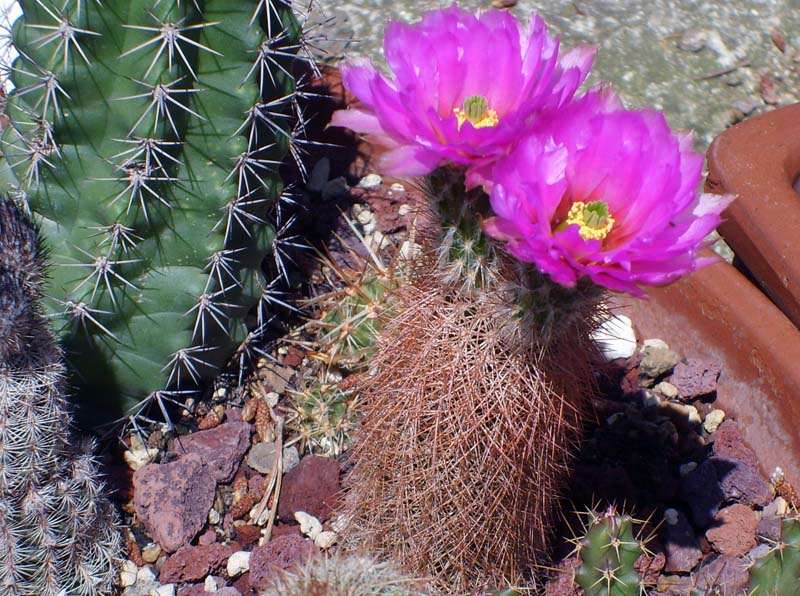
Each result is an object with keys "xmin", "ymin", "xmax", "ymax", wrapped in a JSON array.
[{"xmin": 312, "ymin": 67, "xmax": 800, "ymax": 487}]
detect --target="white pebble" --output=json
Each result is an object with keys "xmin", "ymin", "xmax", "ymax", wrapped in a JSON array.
[
  {"xmin": 703, "ymin": 409, "xmax": 726, "ymax": 433},
  {"xmin": 356, "ymin": 209, "xmax": 373, "ymax": 226},
  {"xmin": 771, "ymin": 467, "xmax": 785, "ymax": 485},
  {"xmin": 208, "ymin": 508, "xmax": 221, "ymax": 525},
  {"xmin": 203, "ymin": 575, "xmax": 218, "ymax": 592},
  {"xmin": 389, "ymin": 182, "xmax": 405, "ymax": 193},
  {"xmin": 119, "ymin": 560, "xmax": 138, "ymax": 588},
  {"xmin": 642, "ymin": 338, "xmax": 670, "ymax": 351},
  {"xmin": 314, "ymin": 530, "xmax": 338, "ymax": 549},
  {"xmin": 593, "ymin": 314, "xmax": 637, "ymax": 361},
  {"xmin": 124, "ymin": 447, "xmax": 160, "ymax": 471},
  {"xmin": 282, "ymin": 445, "xmax": 301, "ymax": 473},
  {"xmin": 357, "ymin": 173, "xmax": 382, "ymax": 190},
  {"xmin": 295, "ymin": 511, "xmax": 323, "ymax": 540},
  {"xmin": 137, "ymin": 566, "xmax": 156, "ymax": 583},
  {"xmin": 654, "ymin": 381, "xmax": 679, "ymax": 399},
  {"xmin": 679, "ymin": 462, "xmax": 698, "ymax": 476},
  {"xmin": 264, "ymin": 391, "xmax": 279, "ymax": 408},
  {"xmin": 154, "ymin": 585, "xmax": 175, "ymax": 596},
  {"xmin": 664, "ymin": 508, "xmax": 679, "ymax": 526},
  {"xmin": 362, "ymin": 220, "xmax": 376, "ymax": 234},
  {"xmin": 399, "ymin": 240, "xmax": 421, "ymax": 261},
  {"xmin": 227, "ymin": 551, "xmax": 251, "ymax": 577},
  {"xmin": 398, "ymin": 204, "xmax": 411, "ymax": 216},
  {"xmin": 686, "ymin": 405, "xmax": 702, "ymax": 426}
]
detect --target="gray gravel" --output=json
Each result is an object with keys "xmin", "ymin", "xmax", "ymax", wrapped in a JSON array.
[{"xmin": 310, "ymin": 0, "xmax": 800, "ymax": 150}]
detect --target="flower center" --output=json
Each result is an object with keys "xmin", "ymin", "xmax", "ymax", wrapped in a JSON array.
[
  {"xmin": 558, "ymin": 200, "xmax": 615, "ymax": 241},
  {"xmin": 453, "ymin": 95, "xmax": 499, "ymax": 130}
]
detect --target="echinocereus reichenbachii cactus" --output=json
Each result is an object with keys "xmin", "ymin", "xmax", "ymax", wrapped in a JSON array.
[
  {"xmin": 329, "ymin": 3, "xmax": 734, "ymax": 593},
  {"xmin": 0, "ymin": 198, "xmax": 121, "ymax": 595},
  {"xmin": 0, "ymin": 0, "xmax": 310, "ymax": 425}
]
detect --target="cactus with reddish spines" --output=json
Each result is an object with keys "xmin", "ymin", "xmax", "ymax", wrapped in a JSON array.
[{"xmin": 0, "ymin": 0, "xmax": 314, "ymax": 426}]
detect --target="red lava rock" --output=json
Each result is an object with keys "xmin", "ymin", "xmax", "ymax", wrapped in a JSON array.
[
  {"xmin": 705, "ymin": 503, "xmax": 757, "ymax": 557},
  {"xmin": 663, "ymin": 512, "xmax": 702, "ymax": 573},
  {"xmin": 635, "ymin": 551, "xmax": 666, "ymax": 585},
  {"xmin": 757, "ymin": 515, "xmax": 782, "ymax": 542},
  {"xmin": 669, "ymin": 359, "xmax": 720, "ymax": 399},
  {"xmin": 171, "ymin": 421, "xmax": 252, "ymax": 483},
  {"xmin": 277, "ymin": 455, "xmax": 341, "ymax": 523},
  {"xmin": 283, "ymin": 346, "xmax": 305, "ymax": 368},
  {"xmin": 247, "ymin": 534, "xmax": 318, "ymax": 591},
  {"xmin": 231, "ymin": 572, "xmax": 254, "ymax": 595},
  {"xmin": 213, "ymin": 589, "xmax": 242, "ymax": 596},
  {"xmin": 198, "ymin": 528, "xmax": 217, "ymax": 546},
  {"xmin": 543, "ymin": 555, "xmax": 581, "ymax": 596},
  {"xmin": 234, "ymin": 524, "xmax": 262, "ymax": 548},
  {"xmin": 692, "ymin": 554, "xmax": 749, "ymax": 596},
  {"xmin": 133, "ymin": 453, "xmax": 216, "ymax": 553},
  {"xmin": 160, "ymin": 543, "xmax": 233, "ymax": 583},
  {"xmin": 179, "ymin": 587, "xmax": 242, "ymax": 596},
  {"xmin": 711, "ymin": 421, "xmax": 772, "ymax": 507},
  {"xmin": 679, "ymin": 459, "xmax": 723, "ymax": 527}
]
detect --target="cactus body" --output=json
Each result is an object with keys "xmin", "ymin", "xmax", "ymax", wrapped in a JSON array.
[
  {"xmin": 0, "ymin": 198, "xmax": 121, "ymax": 595},
  {"xmin": 748, "ymin": 516, "xmax": 800, "ymax": 595},
  {"xmin": 0, "ymin": 0, "xmax": 304, "ymax": 424},
  {"xmin": 572, "ymin": 507, "xmax": 650, "ymax": 596},
  {"xmin": 338, "ymin": 174, "xmax": 604, "ymax": 592},
  {"xmin": 258, "ymin": 553, "xmax": 428, "ymax": 596}
]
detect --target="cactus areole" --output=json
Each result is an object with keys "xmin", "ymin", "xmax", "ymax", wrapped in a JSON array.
[{"xmin": 0, "ymin": 0, "xmax": 305, "ymax": 425}]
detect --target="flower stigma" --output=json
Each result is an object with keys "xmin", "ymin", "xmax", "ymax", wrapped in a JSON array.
[
  {"xmin": 557, "ymin": 200, "xmax": 615, "ymax": 241},
  {"xmin": 453, "ymin": 95, "xmax": 499, "ymax": 130}
]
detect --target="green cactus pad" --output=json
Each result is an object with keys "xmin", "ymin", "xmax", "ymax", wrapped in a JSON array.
[
  {"xmin": 0, "ymin": 0, "xmax": 306, "ymax": 425},
  {"xmin": 749, "ymin": 516, "xmax": 800, "ymax": 596}
]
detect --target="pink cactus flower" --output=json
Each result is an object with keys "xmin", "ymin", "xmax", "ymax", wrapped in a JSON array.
[
  {"xmin": 330, "ymin": 4, "xmax": 595, "ymax": 176},
  {"xmin": 482, "ymin": 89, "xmax": 735, "ymax": 296}
]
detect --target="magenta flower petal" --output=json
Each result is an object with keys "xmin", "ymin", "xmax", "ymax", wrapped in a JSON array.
[
  {"xmin": 483, "ymin": 89, "xmax": 734, "ymax": 295},
  {"xmin": 329, "ymin": 5, "xmax": 595, "ymax": 177}
]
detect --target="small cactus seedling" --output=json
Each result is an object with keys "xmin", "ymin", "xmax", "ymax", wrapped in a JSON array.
[
  {"xmin": 0, "ymin": 0, "xmax": 314, "ymax": 426},
  {"xmin": 571, "ymin": 506, "xmax": 654, "ymax": 596},
  {"xmin": 257, "ymin": 552, "xmax": 429, "ymax": 596},
  {"xmin": 748, "ymin": 515, "xmax": 800, "ymax": 595},
  {"xmin": 283, "ymin": 378, "xmax": 359, "ymax": 456},
  {"xmin": 0, "ymin": 198, "xmax": 122, "ymax": 595}
]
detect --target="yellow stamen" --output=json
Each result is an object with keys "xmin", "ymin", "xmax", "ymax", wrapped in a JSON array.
[
  {"xmin": 560, "ymin": 200, "xmax": 615, "ymax": 241},
  {"xmin": 453, "ymin": 95, "xmax": 499, "ymax": 130}
]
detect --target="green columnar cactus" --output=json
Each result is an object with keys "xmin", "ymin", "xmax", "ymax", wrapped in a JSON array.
[
  {"xmin": 0, "ymin": 198, "xmax": 121, "ymax": 595},
  {"xmin": 572, "ymin": 507, "xmax": 650, "ymax": 596},
  {"xmin": 749, "ymin": 516, "xmax": 800, "ymax": 595},
  {"xmin": 0, "ymin": 0, "xmax": 306, "ymax": 425}
]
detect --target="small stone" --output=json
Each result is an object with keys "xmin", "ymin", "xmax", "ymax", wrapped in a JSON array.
[
  {"xmin": 314, "ymin": 531, "xmax": 337, "ymax": 549},
  {"xmin": 357, "ymin": 173, "xmax": 382, "ymax": 190},
  {"xmin": 159, "ymin": 544, "xmax": 233, "ymax": 583},
  {"xmin": 638, "ymin": 389, "xmax": 661, "ymax": 409},
  {"xmin": 733, "ymin": 97, "xmax": 761, "ymax": 117},
  {"xmin": 679, "ymin": 28, "xmax": 708, "ymax": 52},
  {"xmin": 247, "ymin": 441, "xmax": 278, "ymax": 474},
  {"xmin": 679, "ymin": 462, "xmax": 698, "ymax": 477},
  {"xmin": 749, "ymin": 543, "xmax": 772, "ymax": 560},
  {"xmin": 133, "ymin": 453, "xmax": 216, "ymax": 553},
  {"xmin": 306, "ymin": 158, "xmax": 330, "ymax": 193},
  {"xmin": 282, "ymin": 446, "xmax": 301, "ymax": 473},
  {"xmin": 248, "ymin": 534, "xmax": 317, "ymax": 591},
  {"xmin": 664, "ymin": 508, "xmax": 679, "ymax": 525},
  {"xmin": 389, "ymin": 182, "xmax": 405, "ymax": 193},
  {"xmin": 155, "ymin": 585, "xmax": 176, "ymax": 596},
  {"xmin": 686, "ymin": 405, "xmax": 702, "ymax": 426},
  {"xmin": 362, "ymin": 220, "xmax": 376, "ymax": 234},
  {"xmin": 639, "ymin": 345, "xmax": 680, "ymax": 378},
  {"xmin": 680, "ymin": 459, "xmax": 723, "ymax": 527},
  {"xmin": 203, "ymin": 576, "xmax": 218, "ymax": 592},
  {"xmin": 763, "ymin": 496, "xmax": 788, "ymax": 518},
  {"xmin": 120, "ymin": 560, "xmax": 138, "ymax": 588},
  {"xmin": 141, "ymin": 544, "xmax": 162, "ymax": 564},
  {"xmin": 703, "ymin": 409, "xmax": 726, "ymax": 433},
  {"xmin": 711, "ymin": 421, "xmax": 772, "ymax": 506},
  {"xmin": 669, "ymin": 359, "xmax": 720, "ymax": 399},
  {"xmin": 124, "ymin": 447, "xmax": 161, "ymax": 471},
  {"xmin": 691, "ymin": 555, "xmax": 749, "ymax": 595},
  {"xmin": 295, "ymin": 511, "xmax": 323, "ymax": 540},
  {"xmin": 398, "ymin": 203, "xmax": 411, "ymax": 216},
  {"xmin": 278, "ymin": 456, "xmax": 341, "ymax": 523},
  {"xmin": 706, "ymin": 503, "xmax": 757, "ymax": 556},
  {"xmin": 757, "ymin": 515, "xmax": 782, "ymax": 542},
  {"xmin": 663, "ymin": 511, "xmax": 702, "ymax": 573},
  {"xmin": 170, "ymin": 421, "xmax": 252, "ymax": 483},
  {"xmin": 654, "ymin": 381, "xmax": 679, "ymax": 399},
  {"xmin": 593, "ymin": 314, "xmax": 637, "ymax": 361},
  {"xmin": 356, "ymin": 208, "xmax": 373, "ymax": 226},
  {"xmin": 227, "ymin": 550, "xmax": 251, "ymax": 577}
]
